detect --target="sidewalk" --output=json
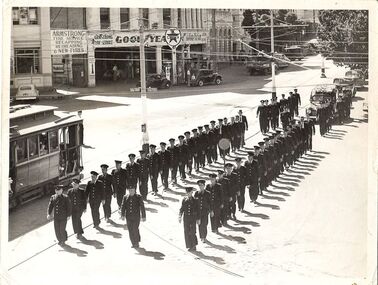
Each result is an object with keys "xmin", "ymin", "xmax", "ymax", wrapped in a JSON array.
[{"xmin": 5, "ymin": 90, "xmax": 369, "ymax": 285}]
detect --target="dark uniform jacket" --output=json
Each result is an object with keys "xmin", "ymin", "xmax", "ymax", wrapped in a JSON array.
[
  {"xmin": 245, "ymin": 159, "xmax": 258, "ymax": 185},
  {"xmin": 179, "ymin": 196, "xmax": 200, "ymax": 220},
  {"xmin": 224, "ymin": 172, "xmax": 239, "ymax": 197},
  {"xmin": 121, "ymin": 193, "xmax": 146, "ymax": 220},
  {"xmin": 217, "ymin": 177, "xmax": 231, "ymax": 203},
  {"xmin": 126, "ymin": 162, "xmax": 139, "ymax": 186},
  {"xmin": 177, "ymin": 143, "xmax": 188, "ymax": 164},
  {"xmin": 67, "ymin": 188, "xmax": 86, "ymax": 211},
  {"xmin": 233, "ymin": 165, "xmax": 246, "ymax": 188},
  {"xmin": 194, "ymin": 190, "xmax": 211, "ymax": 215},
  {"xmin": 98, "ymin": 173, "xmax": 113, "ymax": 197},
  {"xmin": 158, "ymin": 150, "xmax": 170, "ymax": 171},
  {"xmin": 48, "ymin": 194, "xmax": 72, "ymax": 220},
  {"xmin": 185, "ymin": 137, "xmax": 195, "ymax": 157},
  {"xmin": 240, "ymin": 115, "xmax": 248, "ymax": 131},
  {"xmin": 167, "ymin": 145, "xmax": 179, "ymax": 166},
  {"xmin": 136, "ymin": 157, "xmax": 149, "ymax": 179},
  {"xmin": 148, "ymin": 152, "xmax": 159, "ymax": 175},
  {"xmin": 111, "ymin": 168, "xmax": 127, "ymax": 193},
  {"xmin": 206, "ymin": 183, "xmax": 222, "ymax": 210},
  {"xmin": 85, "ymin": 180, "xmax": 105, "ymax": 204}
]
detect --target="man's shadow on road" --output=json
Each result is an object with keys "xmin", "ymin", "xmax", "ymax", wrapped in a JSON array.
[
  {"xmin": 108, "ymin": 219, "xmax": 128, "ymax": 230},
  {"xmin": 217, "ymin": 232, "xmax": 247, "ymax": 244},
  {"xmin": 204, "ymin": 240, "xmax": 236, "ymax": 254},
  {"xmin": 59, "ymin": 244, "xmax": 88, "ymax": 257},
  {"xmin": 96, "ymin": 227, "xmax": 122, "ymax": 238},
  {"xmin": 223, "ymin": 223, "xmax": 252, "ymax": 233},
  {"xmin": 254, "ymin": 201, "xmax": 280, "ymax": 210},
  {"xmin": 242, "ymin": 210, "xmax": 270, "ymax": 220},
  {"xmin": 135, "ymin": 247, "xmax": 165, "ymax": 260},
  {"xmin": 77, "ymin": 236, "xmax": 104, "ymax": 249},
  {"xmin": 191, "ymin": 250, "xmax": 226, "ymax": 265}
]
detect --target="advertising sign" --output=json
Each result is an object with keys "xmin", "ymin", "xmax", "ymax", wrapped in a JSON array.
[{"xmin": 51, "ymin": 30, "xmax": 87, "ymax": 55}]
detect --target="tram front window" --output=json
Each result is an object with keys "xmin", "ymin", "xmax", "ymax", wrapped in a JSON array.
[
  {"xmin": 28, "ymin": 136, "xmax": 39, "ymax": 158},
  {"xmin": 49, "ymin": 130, "xmax": 59, "ymax": 152},
  {"xmin": 15, "ymin": 139, "xmax": 27, "ymax": 163}
]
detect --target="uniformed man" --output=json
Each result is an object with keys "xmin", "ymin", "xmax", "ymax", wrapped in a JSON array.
[
  {"xmin": 238, "ymin": 110, "xmax": 248, "ymax": 146},
  {"xmin": 137, "ymin": 150, "xmax": 149, "ymax": 200},
  {"xmin": 98, "ymin": 164, "xmax": 113, "ymax": 222},
  {"xmin": 233, "ymin": 157, "xmax": 246, "ymax": 211},
  {"xmin": 194, "ymin": 179, "xmax": 212, "ymax": 242},
  {"xmin": 293, "ymin": 88, "xmax": 301, "ymax": 116},
  {"xmin": 288, "ymin": 92, "xmax": 295, "ymax": 120},
  {"xmin": 234, "ymin": 116, "xmax": 243, "ymax": 150},
  {"xmin": 224, "ymin": 163, "xmax": 239, "ymax": 220},
  {"xmin": 222, "ymin": 118, "xmax": 231, "ymax": 155},
  {"xmin": 148, "ymin": 144, "xmax": 160, "ymax": 195},
  {"xmin": 204, "ymin": 124, "xmax": 213, "ymax": 165},
  {"xmin": 280, "ymin": 94, "xmax": 288, "ymax": 112},
  {"xmin": 184, "ymin": 131, "xmax": 194, "ymax": 175},
  {"xmin": 206, "ymin": 173, "xmax": 222, "ymax": 233},
  {"xmin": 217, "ymin": 169, "xmax": 231, "ymax": 225},
  {"xmin": 271, "ymin": 97, "xmax": 280, "ymax": 130},
  {"xmin": 197, "ymin": 126, "xmax": 206, "ymax": 167},
  {"xmin": 256, "ymin": 142, "xmax": 267, "ymax": 194},
  {"xmin": 244, "ymin": 151, "xmax": 259, "ymax": 203},
  {"xmin": 85, "ymin": 171, "xmax": 105, "ymax": 229},
  {"xmin": 191, "ymin": 129, "xmax": 200, "ymax": 171},
  {"xmin": 209, "ymin": 120, "xmax": 220, "ymax": 162},
  {"xmin": 158, "ymin": 142, "xmax": 170, "ymax": 190},
  {"xmin": 121, "ymin": 186, "xmax": 146, "ymax": 248},
  {"xmin": 167, "ymin": 138, "xmax": 179, "ymax": 184},
  {"xmin": 257, "ymin": 100, "xmax": 266, "ymax": 134},
  {"xmin": 229, "ymin": 117, "xmax": 237, "ymax": 152},
  {"xmin": 217, "ymin": 118, "xmax": 227, "ymax": 158},
  {"xmin": 126, "ymin": 154, "xmax": 139, "ymax": 190},
  {"xmin": 47, "ymin": 185, "xmax": 71, "ymax": 246},
  {"xmin": 179, "ymin": 187, "xmax": 200, "ymax": 251},
  {"xmin": 265, "ymin": 100, "xmax": 272, "ymax": 133},
  {"xmin": 177, "ymin": 135, "xmax": 188, "ymax": 180},
  {"xmin": 67, "ymin": 178, "xmax": 86, "ymax": 239},
  {"xmin": 111, "ymin": 160, "xmax": 127, "ymax": 210}
]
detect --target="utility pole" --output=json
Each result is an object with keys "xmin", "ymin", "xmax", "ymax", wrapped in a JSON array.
[
  {"xmin": 139, "ymin": 18, "xmax": 149, "ymax": 148},
  {"xmin": 212, "ymin": 9, "xmax": 217, "ymax": 71},
  {"xmin": 270, "ymin": 9, "xmax": 276, "ymax": 99}
]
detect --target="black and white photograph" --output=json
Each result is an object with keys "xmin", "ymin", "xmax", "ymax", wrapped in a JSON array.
[{"xmin": 0, "ymin": 1, "xmax": 377, "ymax": 285}]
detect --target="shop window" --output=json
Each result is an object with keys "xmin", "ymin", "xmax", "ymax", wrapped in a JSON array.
[
  {"xmin": 15, "ymin": 139, "xmax": 27, "ymax": 163},
  {"xmin": 28, "ymin": 135, "xmax": 39, "ymax": 159},
  {"xmin": 141, "ymin": 8, "xmax": 149, "ymax": 28},
  {"xmin": 100, "ymin": 8, "xmax": 110, "ymax": 29},
  {"xmin": 163, "ymin": 8, "xmax": 171, "ymax": 28},
  {"xmin": 50, "ymin": 8, "xmax": 86, "ymax": 29},
  {"xmin": 14, "ymin": 48, "xmax": 40, "ymax": 74},
  {"xmin": 49, "ymin": 130, "xmax": 59, "ymax": 152},
  {"xmin": 120, "ymin": 8, "xmax": 130, "ymax": 29},
  {"xmin": 39, "ymin": 132, "xmax": 49, "ymax": 156},
  {"xmin": 12, "ymin": 7, "xmax": 38, "ymax": 25}
]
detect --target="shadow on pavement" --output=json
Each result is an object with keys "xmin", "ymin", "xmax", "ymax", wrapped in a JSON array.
[
  {"xmin": 145, "ymin": 207, "xmax": 158, "ymax": 213},
  {"xmin": 77, "ymin": 236, "xmax": 104, "ymax": 249},
  {"xmin": 164, "ymin": 188, "xmax": 186, "ymax": 197},
  {"xmin": 223, "ymin": 223, "xmax": 252, "ymax": 234},
  {"xmin": 261, "ymin": 194, "xmax": 286, "ymax": 202},
  {"xmin": 286, "ymin": 169, "xmax": 311, "ymax": 176},
  {"xmin": 135, "ymin": 247, "xmax": 165, "ymax": 260},
  {"xmin": 255, "ymin": 201, "xmax": 280, "ymax": 210},
  {"xmin": 146, "ymin": 199, "xmax": 169, "ymax": 207},
  {"xmin": 192, "ymin": 250, "xmax": 226, "ymax": 265},
  {"xmin": 216, "ymin": 232, "xmax": 247, "ymax": 244},
  {"xmin": 291, "ymin": 165, "xmax": 314, "ymax": 172},
  {"xmin": 242, "ymin": 210, "xmax": 270, "ymax": 220},
  {"xmin": 108, "ymin": 219, "xmax": 128, "ymax": 230},
  {"xmin": 96, "ymin": 227, "xmax": 122, "ymax": 238},
  {"xmin": 59, "ymin": 244, "xmax": 88, "ymax": 257},
  {"xmin": 157, "ymin": 194, "xmax": 180, "ymax": 203},
  {"xmin": 204, "ymin": 240, "xmax": 236, "ymax": 254},
  {"xmin": 234, "ymin": 218, "xmax": 260, "ymax": 227},
  {"xmin": 271, "ymin": 182, "xmax": 295, "ymax": 191},
  {"xmin": 277, "ymin": 176, "xmax": 301, "ymax": 183},
  {"xmin": 276, "ymin": 179, "xmax": 300, "ymax": 187}
]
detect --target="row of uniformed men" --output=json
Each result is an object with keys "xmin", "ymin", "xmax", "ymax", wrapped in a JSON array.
[{"xmin": 256, "ymin": 89, "xmax": 302, "ymax": 134}]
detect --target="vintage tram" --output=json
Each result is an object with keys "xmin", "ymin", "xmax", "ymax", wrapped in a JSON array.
[{"xmin": 8, "ymin": 104, "xmax": 84, "ymax": 209}]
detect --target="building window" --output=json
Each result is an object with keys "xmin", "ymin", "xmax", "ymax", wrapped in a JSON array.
[
  {"xmin": 163, "ymin": 8, "xmax": 171, "ymax": 28},
  {"xmin": 14, "ymin": 48, "xmax": 40, "ymax": 74},
  {"xmin": 141, "ymin": 8, "xmax": 149, "ymax": 28},
  {"xmin": 100, "ymin": 8, "xmax": 110, "ymax": 29},
  {"xmin": 120, "ymin": 8, "xmax": 130, "ymax": 29},
  {"xmin": 50, "ymin": 8, "xmax": 86, "ymax": 29},
  {"xmin": 184, "ymin": 9, "xmax": 188, "ymax": 29},
  {"xmin": 12, "ymin": 7, "xmax": 38, "ymax": 25},
  {"xmin": 177, "ymin": 8, "xmax": 182, "ymax": 28}
]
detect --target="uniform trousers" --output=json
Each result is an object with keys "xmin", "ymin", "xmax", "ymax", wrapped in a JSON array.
[
  {"xmin": 170, "ymin": 164, "xmax": 178, "ymax": 182},
  {"xmin": 126, "ymin": 217, "xmax": 141, "ymax": 246},
  {"xmin": 160, "ymin": 168, "xmax": 169, "ymax": 188},
  {"xmin": 183, "ymin": 216, "xmax": 198, "ymax": 249},
  {"xmin": 71, "ymin": 209, "xmax": 84, "ymax": 234},
  {"xmin": 90, "ymin": 202, "xmax": 101, "ymax": 227},
  {"xmin": 150, "ymin": 173, "xmax": 158, "ymax": 193},
  {"xmin": 198, "ymin": 213, "xmax": 209, "ymax": 239},
  {"xmin": 210, "ymin": 208, "xmax": 221, "ymax": 231},
  {"xmin": 116, "ymin": 188, "xmax": 126, "ymax": 208},
  {"xmin": 54, "ymin": 218, "xmax": 68, "ymax": 243},
  {"xmin": 248, "ymin": 182, "xmax": 259, "ymax": 202},
  {"xmin": 178, "ymin": 162, "xmax": 186, "ymax": 179},
  {"xmin": 103, "ymin": 195, "xmax": 112, "ymax": 219},
  {"xmin": 237, "ymin": 186, "xmax": 246, "ymax": 210},
  {"xmin": 139, "ymin": 177, "xmax": 149, "ymax": 199}
]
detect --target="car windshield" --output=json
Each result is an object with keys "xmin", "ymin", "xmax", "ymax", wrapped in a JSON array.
[
  {"xmin": 345, "ymin": 71, "xmax": 358, "ymax": 78},
  {"xmin": 252, "ymin": 57, "xmax": 269, "ymax": 62},
  {"xmin": 311, "ymin": 94, "xmax": 332, "ymax": 101},
  {"xmin": 20, "ymin": 86, "xmax": 32, "ymax": 91}
]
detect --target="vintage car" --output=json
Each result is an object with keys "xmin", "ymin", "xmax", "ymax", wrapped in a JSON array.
[
  {"xmin": 273, "ymin": 53, "xmax": 290, "ymax": 69},
  {"xmin": 284, "ymin": 45, "xmax": 305, "ymax": 61},
  {"xmin": 246, "ymin": 56, "xmax": 278, "ymax": 75},
  {"xmin": 136, "ymin": 74, "xmax": 172, "ymax": 89},
  {"xmin": 333, "ymin": 78, "xmax": 356, "ymax": 97},
  {"xmin": 344, "ymin": 70, "xmax": 366, "ymax": 89},
  {"xmin": 190, "ymin": 69, "xmax": 222, "ymax": 87},
  {"xmin": 306, "ymin": 85, "xmax": 338, "ymax": 120},
  {"xmin": 14, "ymin": 84, "xmax": 40, "ymax": 101}
]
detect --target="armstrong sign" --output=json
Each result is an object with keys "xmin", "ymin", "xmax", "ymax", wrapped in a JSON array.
[{"xmin": 90, "ymin": 29, "xmax": 208, "ymax": 48}]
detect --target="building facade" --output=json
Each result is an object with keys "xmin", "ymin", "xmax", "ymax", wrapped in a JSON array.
[{"xmin": 10, "ymin": 7, "xmax": 246, "ymax": 88}]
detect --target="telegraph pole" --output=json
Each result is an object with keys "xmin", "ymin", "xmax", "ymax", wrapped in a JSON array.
[
  {"xmin": 212, "ymin": 9, "xmax": 217, "ymax": 71},
  {"xmin": 270, "ymin": 10, "xmax": 277, "ymax": 99},
  {"xmin": 139, "ymin": 18, "xmax": 148, "ymax": 148}
]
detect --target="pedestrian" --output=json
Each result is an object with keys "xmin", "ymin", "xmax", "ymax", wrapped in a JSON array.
[
  {"xmin": 209, "ymin": 120, "xmax": 219, "ymax": 162},
  {"xmin": 167, "ymin": 138, "xmax": 179, "ymax": 184},
  {"xmin": 67, "ymin": 178, "xmax": 86, "ymax": 239},
  {"xmin": 206, "ymin": 173, "xmax": 222, "ymax": 233},
  {"xmin": 229, "ymin": 117, "xmax": 237, "ymax": 152},
  {"xmin": 184, "ymin": 131, "xmax": 194, "ymax": 176},
  {"xmin": 197, "ymin": 126, "xmax": 206, "ymax": 167},
  {"xmin": 158, "ymin": 142, "xmax": 170, "ymax": 190},
  {"xmin": 288, "ymin": 92, "xmax": 295, "ymax": 120},
  {"xmin": 148, "ymin": 144, "xmax": 159, "ymax": 195},
  {"xmin": 217, "ymin": 118, "xmax": 227, "ymax": 158},
  {"xmin": 257, "ymin": 100, "xmax": 266, "ymax": 134},
  {"xmin": 177, "ymin": 135, "xmax": 188, "ymax": 180},
  {"xmin": 98, "ymin": 164, "xmax": 113, "ymax": 222},
  {"xmin": 224, "ymin": 163, "xmax": 238, "ymax": 220},
  {"xmin": 47, "ymin": 185, "xmax": 71, "ymax": 246},
  {"xmin": 293, "ymin": 88, "xmax": 301, "ymax": 116},
  {"xmin": 111, "ymin": 160, "xmax": 127, "ymax": 211},
  {"xmin": 245, "ymin": 151, "xmax": 259, "ymax": 203},
  {"xmin": 217, "ymin": 169, "xmax": 231, "ymax": 225},
  {"xmin": 238, "ymin": 110, "xmax": 248, "ymax": 146},
  {"xmin": 121, "ymin": 186, "xmax": 146, "ymax": 248},
  {"xmin": 179, "ymin": 187, "xmax": 200, "ymax": 251},
  {"xmin": 233, "ymin": 157, "xmax": 246, "ymax": 211},
  {"xmin": 204, "ymin": 124, "xmax": 213, "ymax": 165},
  {"xmin": 191, "ymin": 129, "xmax": 200, "ymax": 171},
  {"xmin": 194, "ymin": 179, "xmax": 212, "ymax": 243},
  {"xmin": 280, "ymin": 94, "xmax": 288, "ymax": 112},
  {"xmin": 85, "ymin": 171, "xmax": 105, "ymax": 229},
  {"xmin": 126, "ymin": 154, "xmax": 139, "ymax": 190},
  {"xmin": 222, "ymin": 117, "xmax": 231, "ymax": 155},
  {"xmin": 137, "ymin": 150, "xmax": 149, "ymax": 200}
]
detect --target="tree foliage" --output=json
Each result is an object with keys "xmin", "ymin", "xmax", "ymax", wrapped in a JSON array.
[{"xmin": 318, "ymin": 10, "xmax": 368, "ymax": 72}]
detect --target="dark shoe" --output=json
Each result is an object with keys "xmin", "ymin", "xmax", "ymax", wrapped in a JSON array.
[{"xmin": 188, "ymin": 246, "xmax": 196, "ymax": 252}]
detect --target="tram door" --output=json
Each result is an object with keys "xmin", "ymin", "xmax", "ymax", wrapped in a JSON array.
[{"xmin": 59, "ymin": 125, "xmax": 80, "ymax": 178}]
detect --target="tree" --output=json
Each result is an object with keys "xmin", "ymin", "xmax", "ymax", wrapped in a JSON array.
[{"xmin": 318, "ymin": 10, "xmax": 368, "ymax": 73}]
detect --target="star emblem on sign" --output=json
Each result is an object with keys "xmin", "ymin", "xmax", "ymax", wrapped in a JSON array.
[{"xmin": 165, "ymin": 28, "xmax": 182, "ymax": 48}]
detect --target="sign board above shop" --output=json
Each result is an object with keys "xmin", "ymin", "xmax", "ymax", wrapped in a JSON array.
[
  {"xmin": 51, "ymin": 30, "xmax": 87, "ymax": 55},
  {"xmin": 90, "ymin": 29, "xmax": 209, "ymax": 48}
]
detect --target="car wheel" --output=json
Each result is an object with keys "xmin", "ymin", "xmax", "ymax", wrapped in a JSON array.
[
  {"xmin": 198, "ymin": 80, "xmax": 204, "ymax": 87},
  {"xmin": 165, "ymin": 81, "xmax": 171, "ymax": 89},
  {"xmin": 215, "ymin": 77, "xmax": 222, "ymax": 85}
]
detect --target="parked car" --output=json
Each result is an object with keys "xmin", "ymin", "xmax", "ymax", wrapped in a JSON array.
[
  {"xmin": 137, "ymin": 74, "xmax": 171, "ymax": 89},
  {"xmin": 344, "ymin": 70, "xmax": 366, "ymax": 89},
  {"xmin": 190, "ymin": 69, "xmax": 222, "ymax": 87},
  {"xmin": 15, "ymin": 84, "xmax": 39, "ymax": 101},
  {"xmin": 273, "ymin": 53, "xmax": 290, "ymax": 69},
  {"xmin": 246, "ymin": 56, "xmax": 278, "ymax": 75}
]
